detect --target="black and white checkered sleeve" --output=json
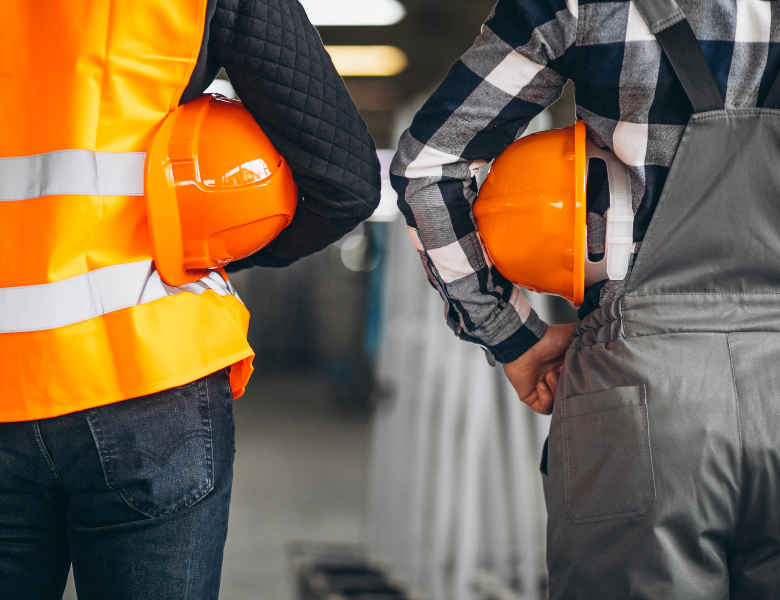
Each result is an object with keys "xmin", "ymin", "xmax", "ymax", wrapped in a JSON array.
[{"xmin": 390, "ymin": 0, "xmax": 577, "ymax": 363}]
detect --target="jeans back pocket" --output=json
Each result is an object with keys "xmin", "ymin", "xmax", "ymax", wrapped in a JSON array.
[
  {"xmin": 562, "ymin": 385, "xmax": 655, "ymax": 524},
  {"xmin": 86, "ymin": 377, "xmax": 216, "ymax": 518}
]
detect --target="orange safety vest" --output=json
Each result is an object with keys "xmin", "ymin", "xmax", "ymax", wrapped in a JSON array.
[{"xmin": 0, "ymin": 0, "xmax": 255, "ymax": 421}]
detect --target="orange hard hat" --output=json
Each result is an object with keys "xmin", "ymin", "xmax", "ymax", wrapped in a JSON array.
[
  {"xmin": 473, "ymin": 121, "xmax": 633, "ymax": 307},
  {"xmin": 145, "ymin": 94, "xmax": 298, "ymax": 286}
]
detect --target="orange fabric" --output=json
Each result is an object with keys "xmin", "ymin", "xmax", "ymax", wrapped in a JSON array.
[
  {"xmin": 0, "ymin": 195, "xmax": 150, "ymax": 287},
  {"xmin": 1, "ymin": 2, "xmax": 202, "ymax": 155},
  {"xmin": 0, "ymin": 293, "xmax": 253, "ymax": 422},
  {"xmin": 0, "ymin": 0, "xmax": 255, "ymax": 420},
  {"xmin": 473, "ymin": 121, "xmax": 587, "ymax": 306}
]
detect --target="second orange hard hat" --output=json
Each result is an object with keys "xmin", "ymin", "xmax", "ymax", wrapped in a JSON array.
[
  {"xmin": 145, "ymin": 94, "xmax": 298, "ymax": 286},
  {"xmin": 473, "ymin": 121, "xmax": 633, "ymax": 307}
]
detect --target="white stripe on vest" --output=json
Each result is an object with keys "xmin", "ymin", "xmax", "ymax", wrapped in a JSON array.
[
  {"xmin": 0, "ymin": 261, "xmax": 240, "ymax": 333},
  {"xmin": 0, "ymin": 150, "xmax": 145, "ymax": 201}
]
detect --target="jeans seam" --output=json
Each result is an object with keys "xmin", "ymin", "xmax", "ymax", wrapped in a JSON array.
[
  {"xmin": 85, "ymin": 413, "xmax": 116, "ymax": 496},
  {"xmin": 222, "ymin": 370, "xmax": 236, "ymax": 454},
  {"xmin": 204, "ymin": 375, "xmax": 215, "ymax": 495},
  {"xmin": 32, "ymin": 421, "xmax": 64, "ymax": 486}
]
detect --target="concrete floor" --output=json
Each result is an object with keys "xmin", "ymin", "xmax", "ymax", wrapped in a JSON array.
[{"xmin": 63, "ymin": 375, "xmax": 373, "ymax": 599}]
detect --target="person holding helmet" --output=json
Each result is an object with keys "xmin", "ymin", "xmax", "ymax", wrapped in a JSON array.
[
  {"xmin": 0, "ymin": 0, "xmax": 380, "ymax": 598},
  {"xmin": 392, "ymin": 0, "xmax": 780, "ymax": 597}
]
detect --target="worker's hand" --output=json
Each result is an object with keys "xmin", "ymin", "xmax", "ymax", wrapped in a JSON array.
[{"xmin": 503, "ymin": 323, "xmax": 576, "ymax": 415}]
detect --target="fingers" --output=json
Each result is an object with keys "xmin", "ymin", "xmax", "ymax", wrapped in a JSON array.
[
  {"xmin": 535, "ymin": 378, "xmax": 554, "ymax": 414},
  {"xmin": 521, "ymin": 390, "xmax": 552, "ymax": 415},
  {"xmin": 519, "ymin": 369, "xmax": 560, "ymax": 415},
  {"xmin": 521, "ymin": 385, "xmax": 553, "ymax": 415},
  {"xmin": 546, "ymin": 369, "xmax": 560, "ymax": 396}
]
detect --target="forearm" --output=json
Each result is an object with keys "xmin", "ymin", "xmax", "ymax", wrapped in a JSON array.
[
  {"xmin": 391, "ymin": 0, "xmax": 576, "ymax": 362},
  {"xmin": 226, "ymin": 196, "xmax": 366, "ymax": 269}
]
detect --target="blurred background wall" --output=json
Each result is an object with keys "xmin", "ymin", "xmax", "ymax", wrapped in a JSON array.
[
  {"xmin": 62, "ymin": 2, "xmax": 577, "ymax": 598},
  {"xmin": 223, "ymin": 1, "xmax": 580, "ymax": 598}
]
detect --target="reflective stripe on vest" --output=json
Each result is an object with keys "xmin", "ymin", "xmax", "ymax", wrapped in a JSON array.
[
  {"xmin": 0, "ymin": 149, "xmax": 243, "ymax": 330},
  {"xmin": 0, "ymin": 262, "xmax": 239, "ymax": 333},
  {"xmin": 1, "ymin": 0, "xmax": 254, "ymax": 421},
  {"xmin": 0, "ymin": 150, "xmax": 145, "ymax": 201}
]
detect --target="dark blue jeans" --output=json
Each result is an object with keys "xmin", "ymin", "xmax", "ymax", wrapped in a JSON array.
[{"xmin": 0, "ymin": 370, "xmax": 235, "ymax": 600}]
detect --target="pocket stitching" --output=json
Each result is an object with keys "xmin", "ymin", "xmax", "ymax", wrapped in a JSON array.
[
  {"xmin": 200, "ymin": 374, "xmax": 215, "ymax": 503},
  {"xmin": 86, "ymin": 380, "xmax": 216, "ymax": 518},
  {"xmin": 562, "ymin": 385, "xmax": 656, "ymax": 524}
]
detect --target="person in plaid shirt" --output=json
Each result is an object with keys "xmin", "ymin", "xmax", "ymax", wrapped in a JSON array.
[{"xmin": 391, "ymin": 0, "xmax": 779, "ymax": 413}]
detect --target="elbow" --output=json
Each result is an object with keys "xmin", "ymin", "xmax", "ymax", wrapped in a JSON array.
[
  {"xmin": 346, "ymin": 168, "xmax": 382, "ymax": 221},
  {"xmin": 360, "ymin": 185, "xmax": 381, "ymax": 215}
]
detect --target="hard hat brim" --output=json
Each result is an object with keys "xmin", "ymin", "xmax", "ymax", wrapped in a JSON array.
[
  {"xmin": 145, "ymin": 105, "xmax": 211, "ymax": 287},
  {"xmin": 572, "ymin": 120, "xmax": 587, "ymax": 307}
]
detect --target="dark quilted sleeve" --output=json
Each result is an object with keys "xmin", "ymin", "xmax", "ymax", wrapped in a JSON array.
[{"xmin": 211, "ymin": 0, "xmax": 382, "ymax": 269}]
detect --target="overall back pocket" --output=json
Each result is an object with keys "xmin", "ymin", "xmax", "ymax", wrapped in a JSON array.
[{"xmin": 562, "ymin": 385, "xmax": 655, "ymax": 524}]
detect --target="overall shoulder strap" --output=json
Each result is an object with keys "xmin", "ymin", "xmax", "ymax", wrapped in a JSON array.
[{"xmin": 631, "ymin": 0, "xmax": 724, "ymax": 113}]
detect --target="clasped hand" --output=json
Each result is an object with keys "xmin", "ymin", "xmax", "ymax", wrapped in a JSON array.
[{"xmin": 502, "ymin": 323, "xmax": 576, "ymax": 415}]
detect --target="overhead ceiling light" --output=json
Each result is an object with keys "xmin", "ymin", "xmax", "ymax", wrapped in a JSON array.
[
  {"xmin": 325, "ymin": 46, "xmax": 408, "ymax": 77},
  {"xmin": 300, "ymin": 0, "xmax": 406, "ymax": 26}
]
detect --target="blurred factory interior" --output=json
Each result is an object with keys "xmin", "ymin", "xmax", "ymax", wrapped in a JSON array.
[{"xmin": 60, "ymin": 1, "xmax": 577, "ymax": 598}]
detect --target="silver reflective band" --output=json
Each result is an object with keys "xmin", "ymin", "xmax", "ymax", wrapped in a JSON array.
[
  {"xmin": 0, "ymin": 261, "xmax": 239, "ymax": 334},
  {"xmin": 0, "ymin": 150, "xmax": 145, "ymax": 201}
]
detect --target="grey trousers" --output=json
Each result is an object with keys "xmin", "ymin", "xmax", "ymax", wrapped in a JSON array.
[
  {"xmin": 543, "ymin": 109, "xmax": 780, "ymax": 598},
  {"xmin": 545, "ymin": 311, "xmax": 780, "ymax": 599}
]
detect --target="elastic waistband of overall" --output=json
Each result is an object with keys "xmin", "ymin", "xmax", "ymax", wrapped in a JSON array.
[{"xmin": 572, "ymin": 294, "xmax": 780, "ymax": 349}]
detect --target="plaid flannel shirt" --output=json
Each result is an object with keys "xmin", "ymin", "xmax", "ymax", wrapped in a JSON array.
[{"xmin": 391, "ymin": 0, "xmax": 780, "ymax": 364}]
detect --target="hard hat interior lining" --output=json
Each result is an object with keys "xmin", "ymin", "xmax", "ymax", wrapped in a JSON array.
[{"xmin": 586, "ymin": 157, "xmax": 609, "ymax": 262}]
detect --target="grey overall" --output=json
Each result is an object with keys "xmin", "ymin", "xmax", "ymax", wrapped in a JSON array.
[{"xmin": 543, "ymin": 2, "xmax": 780, "ymax": 598}]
